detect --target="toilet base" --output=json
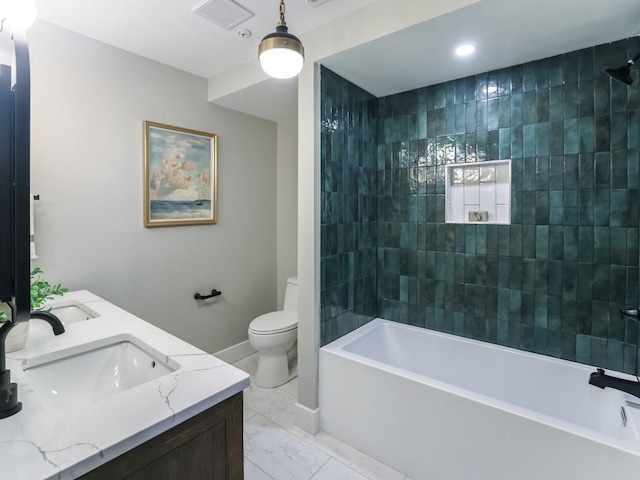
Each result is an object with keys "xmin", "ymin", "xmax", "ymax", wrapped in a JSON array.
[
  {"xmin": 249, "ymin": 329, "xmax": 297, "ymax": 389},
  {"xmin": 255, "ymin": 352, "xmax": 291, "ymax": 388}
]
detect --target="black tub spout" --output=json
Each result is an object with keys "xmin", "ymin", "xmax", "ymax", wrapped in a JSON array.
[
  {"xmin": 619, "ymin": 308, "xmax": 640, "ymax": 320},
  {"xmin": 30, "ymin": 310, "xmax": 65, "ymax": 335},
  {"xmin": 589, "ymin": 368, "xmax": 640, "ymax": 399}
]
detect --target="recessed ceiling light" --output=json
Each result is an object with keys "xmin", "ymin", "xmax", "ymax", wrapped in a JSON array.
[{"xmin": 455, "ymin": 44, "xmax": 476, "ymax": 57}]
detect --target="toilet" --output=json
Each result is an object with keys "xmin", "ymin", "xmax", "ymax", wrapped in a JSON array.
[{"xmin": 248, "ymin": 276, "xmax": 298, "ymax": 388}]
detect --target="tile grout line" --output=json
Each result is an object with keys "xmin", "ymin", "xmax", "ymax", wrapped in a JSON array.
[
  {"xmin": 247, "ymin": 384, "xmax": 407, "ymax": 480},
  {"xmin": 288, "ymin": 424, "xmax": 403, "ymax": 480},
  {"xmin": 244, "ymin": 411, "xmax": 329, "ymax": 480},
  {"xmin": 307, "ymin": 455, "xmax": 333, "ymax": 480},
  {"xmin": 245, "ymin": 456, "xmax": 275, "ymax": 480},
  {"xmin": 239, "ymin": 366, "xmax": 407, "ymax": 480},
  {"xmin": 245, "ymin": 386, "xmax": 333, "ymax": 480}
]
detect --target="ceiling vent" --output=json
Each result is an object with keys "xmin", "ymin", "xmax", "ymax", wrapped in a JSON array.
[
  {"xmin": 192, "ymin": 0, "xmax": 254, "ymax": 30},
  {"xmin": 306, "ymin": 0, "xmax": 333, "ymax": 6}
]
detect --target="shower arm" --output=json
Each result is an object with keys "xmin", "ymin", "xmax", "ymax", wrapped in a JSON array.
[{"xmin": 627, "ymin": 52, "xmax": 640, "ymax": 66}]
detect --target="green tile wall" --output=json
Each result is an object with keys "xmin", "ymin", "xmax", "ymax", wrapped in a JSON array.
[
  {"xmin": 320, "ymin": 67, "xmax": 378, "ymax": 345},
  {"xmin": 321, "ymin": 38, "xmax": 640, "ymax": 374}
]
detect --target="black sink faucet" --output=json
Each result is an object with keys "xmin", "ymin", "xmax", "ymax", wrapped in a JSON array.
[
  {"xmin": 29, "ymin": 310, "xmax": 65, "ymax": 335},
  {"xmin": 0, "ymin": 322, "xmax": 22, "ymax": 418},
  {"xmin": 0, "ymin": 28, "xmax": 32, "ymax": 420},
  {"xmin": 0, "ymin": 310, "xmax": 65, "ymax": 419},
  {"xmin": 589, "ymin": 368, "xmax": 640, "ymax": 399}
]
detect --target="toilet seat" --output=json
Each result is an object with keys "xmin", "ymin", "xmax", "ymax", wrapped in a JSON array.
[{"xmin": 249, "ymin": 311, "xmax": 297, "ymax": 335}]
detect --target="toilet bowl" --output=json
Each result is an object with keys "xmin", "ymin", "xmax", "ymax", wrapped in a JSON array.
[{"xmin": 248, "ymin": 276, "xmax": 298, "ymax": 388}]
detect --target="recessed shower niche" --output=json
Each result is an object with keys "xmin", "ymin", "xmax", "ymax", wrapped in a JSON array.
[{"xmin": 445, "ymin": 160, "xmax": 511, "ymax": 224}]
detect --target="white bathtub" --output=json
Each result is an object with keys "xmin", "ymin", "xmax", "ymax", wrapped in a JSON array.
[{"xmin": 319, "ymin": 319, "xmax": 640, "ymax": 480}]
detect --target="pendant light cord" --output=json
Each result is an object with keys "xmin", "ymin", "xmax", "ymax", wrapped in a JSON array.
[{"xmin": 278, "ymin": 0, "xmax": 287, "ymax": 27}]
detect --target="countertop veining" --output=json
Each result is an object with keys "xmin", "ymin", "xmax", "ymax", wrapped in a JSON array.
[{"xmin": 0, "ymin": 290, "xmax": 249, "ymax": 480}]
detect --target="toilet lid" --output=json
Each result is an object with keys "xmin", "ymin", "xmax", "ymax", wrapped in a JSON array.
[{"xmin": 249, "ymin": 311, "xmax": 297, "ymax": 334}]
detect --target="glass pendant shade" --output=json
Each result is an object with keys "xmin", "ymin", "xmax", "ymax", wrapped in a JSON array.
[
  {"xmin": 258, "ymin": 1, "xmax": 304, "ymax": 79},
  {"xmin": 6, "ymin": 0, "xmax": 36, "ymax": 30}
]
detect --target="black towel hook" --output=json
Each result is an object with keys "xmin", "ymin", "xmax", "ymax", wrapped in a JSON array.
[{"xmin": 194, "ymin": 289, "xmax": 222, "ymax": 300}]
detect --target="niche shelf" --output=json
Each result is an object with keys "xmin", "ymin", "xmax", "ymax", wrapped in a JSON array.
[{"xmin": 445, "ymin": 160, "xmax": 511, "ymax": 224}]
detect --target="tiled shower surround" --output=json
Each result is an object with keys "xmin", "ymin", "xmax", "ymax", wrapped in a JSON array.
[
  {"xmin": 320, "ymin": 67, "xmax": 378, "ymax": 344},
  {"xmin": 320, "ymin": 37, "xmax": 640, "ymax": 374}
]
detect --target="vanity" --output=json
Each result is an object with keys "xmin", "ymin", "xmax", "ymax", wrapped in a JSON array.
[{"xmin": 0, "ymin": 291, "xmax": 249, "ymax": 479}]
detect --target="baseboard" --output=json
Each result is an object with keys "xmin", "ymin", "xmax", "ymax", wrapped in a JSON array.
[
  {"xmin": 213, "ymin": 340, "xmax": 256, "ymax": 364},
  {"xmin": 294, "ymin": 403, "xmax": 320, "ymax": 435}
]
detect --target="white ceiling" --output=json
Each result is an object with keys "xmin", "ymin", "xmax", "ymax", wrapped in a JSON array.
[
  {"xmin": 34, "ymin": 0, "xmax": 380, "ymax": 79},
  {"xmin": 34, "ymin": 0, "xmax": 640, "ymax": 122},
  {"xmin": 324, "ymin": 0, "xmax": 640, "ymax": 98}
]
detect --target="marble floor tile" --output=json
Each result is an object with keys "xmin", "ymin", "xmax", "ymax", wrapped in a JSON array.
[
  {"xmin": 245, "ymin": 458, "xmax": 273, "ymax": 480},
  {"xmin": 291, "ymin": 429, "xmax": 405, "ymax": 480},
  {"xmin": 278, "ymin": 377, "xmax": 298, "ymax": 398},
  {"xmin": 246, "ymin": 379, "xmax": 259, "ymax": 393},
  {"xmin": 235, "ymin": 356, "xmax": 259, "ymax": 393},
  {"xmin": 244, "ymin": 413, "xmax": 329, "ymax": 480},
  {"xmin": 245, "ymin": 386, "xmax": 297, "ymax": 430},
  {"xmin": 310, "ymin": 458, "xmax": 371, "ymax": 480},
  {"xmin": 237, "ymin": 354, "xmax": 407, "ymax": 480},
  {"xmin": 233, "ymin": 353, "xmax": 259, "ymax": 376},
  {"xmin": 244, "ymin": 403, "xmax": 257, "ymax": 422}
]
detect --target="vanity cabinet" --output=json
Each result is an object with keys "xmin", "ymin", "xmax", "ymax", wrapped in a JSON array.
[{"xmin": 79, "ymin": 392, "xmax": 243, "ymax": 480}]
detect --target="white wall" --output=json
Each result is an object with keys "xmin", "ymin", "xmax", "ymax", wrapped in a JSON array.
[
  {"xmin": 27, "ymin": 21, "xmax": 278, "ymax": 354},
  {"xmin": 296, "ymin": 62, "xmax": 321, "ymax": 432},
  {"xmin": 276, "ymin": 119, "xmax": 298, "ymax": 308}
]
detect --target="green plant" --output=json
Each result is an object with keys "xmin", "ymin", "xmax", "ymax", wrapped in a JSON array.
[{"xmin": 0, "ymin": 267, "xmax": 68, "ymax": 323}]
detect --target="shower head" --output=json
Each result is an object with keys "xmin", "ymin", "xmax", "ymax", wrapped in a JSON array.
[
  {"xmin": 604, "ymin": 52, "xmax": 640, "ymax": 85},
  {"xmin": 604, "ymin": 64, "xmax": 634, "ymax": 85}
]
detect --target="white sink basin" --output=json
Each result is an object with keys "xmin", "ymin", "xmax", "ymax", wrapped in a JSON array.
[
  {"xmin": 48, "ymin": 300, "xmax": 99, "ymax": 324},
  {"xmin": 21, "ymin": 335, "xmax": 180, "ymax": 407}
]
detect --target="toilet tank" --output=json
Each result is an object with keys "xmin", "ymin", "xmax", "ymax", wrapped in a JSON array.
[{"xmin": 283, "ymin": 276, "xmax": 298, "ymax": 312}]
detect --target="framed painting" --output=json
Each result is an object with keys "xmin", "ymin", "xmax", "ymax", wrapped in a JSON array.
[{"xmin": 144, "ymin": 121, "xmax": 218, "ymax": 227}]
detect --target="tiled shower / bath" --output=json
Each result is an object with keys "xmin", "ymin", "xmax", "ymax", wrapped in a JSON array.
[{"xmin": 321, "ymin": 36, "xmax": 640, "ymax": 375}]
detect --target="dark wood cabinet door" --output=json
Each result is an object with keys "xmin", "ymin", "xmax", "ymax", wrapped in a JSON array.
[{"xmin": 79, "ymin": 393, "xmax": 243, "ymax": 480}]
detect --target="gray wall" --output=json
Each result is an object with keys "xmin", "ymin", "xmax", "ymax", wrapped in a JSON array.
[
  {"xmin": 277, "ymin": 119, "xmax": 298, "ymax": 308},
  {"xmin": 28, "ymin": 21, "xmax": 278, "ymax": 354}
]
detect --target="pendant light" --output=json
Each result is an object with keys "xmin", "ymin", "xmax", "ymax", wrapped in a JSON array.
[
  {"xmin": 258, "ymin": 0, "xmax": 304, "ymax": 79},
  {"xmin": 0, "ymin": 0, "xmax": 37, "ymax": 31}
]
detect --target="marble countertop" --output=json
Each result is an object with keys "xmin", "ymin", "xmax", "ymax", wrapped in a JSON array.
[{"xmin": 0, "ymin": 290, "xmax": 250, "ymax": 480}]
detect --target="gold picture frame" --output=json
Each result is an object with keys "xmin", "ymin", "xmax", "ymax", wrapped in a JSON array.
[{"xmin": 143, "ymin": 121, "xmax": 218, "ymax": 227}]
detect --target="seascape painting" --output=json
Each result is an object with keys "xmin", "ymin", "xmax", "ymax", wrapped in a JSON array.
[{"xmin": 144, "ymin": 121, "xmax": 218, "ymax": 227}]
